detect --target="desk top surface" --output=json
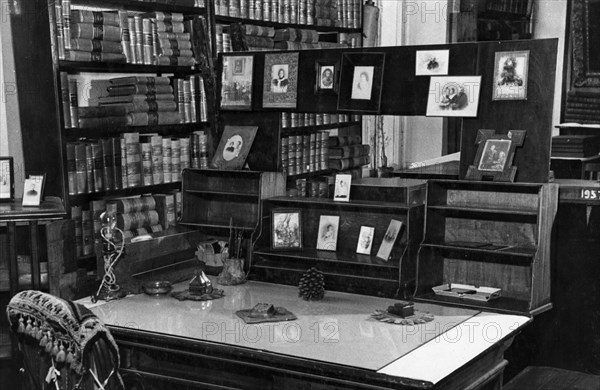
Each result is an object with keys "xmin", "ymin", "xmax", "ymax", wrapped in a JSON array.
[
  {"xmin": 85, "ymin": 278, "xmax": 529, "ymax": 385},
  {"xmin": 0, "ymin": 197, "xmax": 66, "ymax": 221}
]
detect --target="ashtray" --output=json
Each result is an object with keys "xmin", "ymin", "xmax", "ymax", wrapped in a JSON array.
[{"xmin": 142, "ymin": 281, "xmax": 173, "ymax": 296}]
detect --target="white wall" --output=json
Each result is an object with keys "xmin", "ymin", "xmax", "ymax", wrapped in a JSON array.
[{"xmin": 533, "ymin": 0, "xmax": 568, "ymax": 135}]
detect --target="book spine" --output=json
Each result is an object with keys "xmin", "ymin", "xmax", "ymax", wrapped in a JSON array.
[
  {"xmin": 189, "ymin": 75, "xmax": 198, "ymax": 123},
  {"xmin": 66, "ymin": 143, "xmax": 76, "ymax": 195},
  {"xmin": 183, "ymin": 79, "xmax": 192, "ymax": 123},
  {"xmin": 180, "ymin": 136, "xmax": 190, "ymax": 170},
  {"xmin": 151, "ymin": 135, "xmax": 164, "ymax": 184},
  {"xmin": 153, "ymin": 194, "xmax": 170, "ymax": 229},
  {"xmin": 142, "ymin": 18, "xmax": 153, "ymax": 65},
  {"xmin": 91, "ymin": 143, "xmax": 104, "ymax": 192},
  {"xmin": 152, "ymin": 19, "xmax": 159, "ymax": 65},
  {"xmin": 124, "ymin": 132, "xmax": 141, "ymax": 187},
  {"xmin": 171, "ymin": 138, "xmax": 181, "ymax": 182},
  {"xmin": 128, "ymin": 17, "xmax": 138, "ymax": 64},
  {"xmin": 101, "ymin": 138, "xmax": 114, "ymax": 191},
  {"xmin": 54, "ymin": 0, "xmax": 66, "ymax": 60},
  {"xmin": 74, "ymin": 142, "xmax": 87, "ymax": 194},
  {"xmin": 85, "ymin": 143, "xmax": 95, "ymax": 193},
  {"xmin": 91, "ymin": 199, "xmax": 106, "ymax": 245},
  {"xmin": 68, "ymin": 78, "xmax": 79, "ymax": 128},
  {"xmin": 176, "ymin": 78, "xmax": 186, "ymax": 123},
  {"xmin": 141, "ymin": 141, "xmax": 153, "ymax": 186},
  {"xmin": 117, "ymin": 210, "xmax": 160, "ymax": 231},
  {"xmin": 82, "ymin": 209, "xmax": 93, "ymax": 256},
  {"xmin": 114, "ymin": 196, "xmax": 156, "ymax": 213},
  {"xmin": 59, "ymin": 72, "xmax": 71, "ymax": 128},
  {"xmin": 62, "ymin": 0, "xmax": 71, "ymax": 51},
  {"xmin": 134, "ymin": 16, "xmax": 144, "ymax": 64},
  {"xmin": 120, "ymin": 137, "xmax": 128, "ymax": 188},
  {"xmin": 162, "ymin": 138, "xmax": 172, "ymax": 183},
  {"xmin": 199, "ymin": 76, "xmax": 208, "ymax": 122},
  {"xmin": 118, "ymin": 11, "xmax": 132, "ymax": 63},
  {"xmin": 71, "ymin": 205, "xmax": 83, "ymax": 258},
  {"xmin": 112, "ymin": 137, "xmax": 123, "ymax": 190}
]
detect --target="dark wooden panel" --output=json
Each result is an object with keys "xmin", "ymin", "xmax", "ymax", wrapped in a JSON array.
[{"xmin": 460, "ymin": 39, "xmax": 558, "ymax": 183}]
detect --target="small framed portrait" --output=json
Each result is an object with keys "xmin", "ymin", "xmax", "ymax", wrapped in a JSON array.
[
  {"xmin": 333, "ymin": 174, "xmax": 351, "ymax": 202},
  {"xmin": 477, "ymin": 139, "xmax": 512, "ymax": 172},
  {"xmin": 211, "ymin": 125, "xmax": 259, "ymax": 170},
  {"xmin": 28, "ymin": 172, "xmax": 47, "ymax": 201},
  {"xmin": 271, "ymin": 209, "xmax": 302, "ymax": 250},
  {"xmin": 415, "ymin": 49, "xmax": 449, "ymax": 76},
  {"xmin": 315, "ymin": 60, "xmax": 338, "ymax": 94},
  {"xmin": 356, "ymin": 226, "xmax": 375, "ymax": 255},
  {"xmin": 22, "ymin": 176, "xmax": 44, "ymax": 207},
  {"xmin": 492, "ymin": 50, "xmax": 529, "ymax": 100},
  {"xmin": 376, "ymin": 220, "xmax": 403, "ymax": 261},
  {"xmin": 426, "ymin": 76, "xmax": 482, "ymax": 117},
  {"xmin": 316, "ymin": 215, "xmax": 340, "ymax": 251},
  {"xmin": 337, "ymin": 52, "xmax": 385, "ymax": 113},
  {"xmin": 221, "ymin": 54, "xmax": 254, "ymax": 110},
  {"xmin": 466, "ymin": 129, "xmax": 527, "ymax": 182},
  {"xmin": 263, "ymin": 52, "xmax": 299, "ymax": 108},
  {"xmin": 0, "ymin": 157, "xmax": 15, "ymax": 202}
]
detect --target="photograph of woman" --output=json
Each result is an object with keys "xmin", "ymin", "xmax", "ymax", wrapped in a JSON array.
[
  {"xmin": 320, "ymin": 66, "xmax": 334, "ymax": 89},
  {"xmin": 272, "ymin": 65, "xmax": 289, "ymax": 93},
  {"xmin": 351, "ymin": 66, "xmax": 374, "ymax": 100}
]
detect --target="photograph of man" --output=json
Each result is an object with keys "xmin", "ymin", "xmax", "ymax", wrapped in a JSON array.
[
  {"xmin": 320, "ymin": 66, "xmax": 334, "ymax": 89},
  {"xmin": 222, "ymin": 134, "xmax": 244, "ymax": 161},
  {"xmin": 272, "ymin": 65, "xmax": 289, "ymax": 93},
  {"xmin": 351, "ymin": 66, "xmax": 374, "ymax": 100},
  {"xmin": 439, "ymin": 84, "xmax": 469, "ymax": 110}
]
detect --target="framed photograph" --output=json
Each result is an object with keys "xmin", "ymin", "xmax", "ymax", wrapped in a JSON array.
[
  {"xmin": 22, "ymin": 178, "xmax": 43, "ymax": 207},
  {"xmin": 315, "ymin": 60, "xmax": 338, "ymax": 94},
  {"xmin": 263, "ymin": 52, "xmax": 299, "ymax": 108},
  {"xmin": 376, "ymin": 220, "xmax": 403, "ymax": 261},
  {"xmin": 337, "ymin": 52, "xmax": 385, "ymax": 113},
  {"xmin": 415, "ymin": 49, "xmax": 449, "ymax": 76},
  {"xmin": 492, "ymin": 50, "xmax": 529, "ymax": 100},
  {"xmin": 221, "ymin": 55, "xmax": 254, "ymax": 110},
  {"xmin": 271, "ymin": 209, "xmax": 302, "ymax": 250},
  {"xmin": 466, "ymin": 129, "xmax": 527, "ymax": 182},
  {"xmin": 316, "ymin": 215, "xmax": 340, "ymax": 251},
  {"xmin": 333, "ymin": 174, "xmax": 351, "ymax": 202},
  {"xmin": 0, "ymin": 157, "xmax": 14, "ymax": 202},
  {"xmin": 426, "ymin": 76, "xmax": 482, "ymax": 117},
  {"xmin": 27, "ymin": 173, "xmax": 46, "ymax": 201},
  {"xmin": 211, "ymin": 125, "xmax": 259, "ymax": 170},
  {"xmin": 356, "ymin": 226, "xmax": 375, "ymax": 255}
]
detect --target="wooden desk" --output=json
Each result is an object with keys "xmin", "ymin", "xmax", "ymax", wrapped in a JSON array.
[{"xmin": 84, "ymin": 278, "xmax": 529, "ymax": 389}]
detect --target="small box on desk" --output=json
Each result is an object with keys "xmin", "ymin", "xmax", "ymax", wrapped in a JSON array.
[{"xmin": 349, "ymin": 178, "xmax": 426, "ymax": 206}]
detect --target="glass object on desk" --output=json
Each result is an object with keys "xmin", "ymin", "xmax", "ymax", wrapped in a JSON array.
[
  {"xmin": 217, "ymin": 252, "xmax": 246, "ymax": 286},
  {"xmin": 93, "ymin": 209, "xmax": 126, "ymax": 302}
]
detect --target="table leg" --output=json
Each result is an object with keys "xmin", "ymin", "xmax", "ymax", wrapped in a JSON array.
[
  {"xmin": 29, "ymin": 221, "xmax": 40, "ymax": 290},
  {"xmin": 7, "ymin": 222, "xmax": 17, "ymax": 295}
]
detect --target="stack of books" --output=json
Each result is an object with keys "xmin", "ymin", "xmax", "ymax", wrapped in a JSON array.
[
  {"xmin": 328, "ymin": 135, "xmax": 370, "ymax": 171},
  {"xmin": 273, "ymin": 27, "xmax": 345, "ymax": 50},
  {"xmin": 241, "ymin": 24, "xmax": 275, "ymax": 51},
  {"xmin": 551, "ymin": 135, "xmax": 600, "ymax": 158},
  {"xmin": 280, "ymin": 112, "xmax": 358, "ymax": 128},
  {"xmin": 65, "ymin": 9, "xmax": 126, "ymax": 63},
  {"xmin": 281, "ymin": 131, "xmax": 330, "ymax": 177}
]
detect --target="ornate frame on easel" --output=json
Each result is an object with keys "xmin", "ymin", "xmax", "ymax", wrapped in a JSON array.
[{"xmin": 466, "ymin": 129, "xmax": 526, "ymax": 182}]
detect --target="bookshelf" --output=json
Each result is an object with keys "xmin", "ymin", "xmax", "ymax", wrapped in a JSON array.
[{"xmin": 413, "ymin": 180, "xmax": 558, "ymax": 316}]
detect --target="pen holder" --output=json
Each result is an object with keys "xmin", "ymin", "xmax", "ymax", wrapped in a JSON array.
[{"xmin": 216, "ymin": 257, "xmax": 246, "ymax": 286}]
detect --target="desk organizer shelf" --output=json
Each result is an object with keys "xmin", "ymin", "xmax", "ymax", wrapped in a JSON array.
[
  {"xmin": 414, "ymin": 180, "xmax": 558, "ymax": 316},
  {"xmin": 252, "ymin": 195, "xmax": 424, "ymax": 298}
]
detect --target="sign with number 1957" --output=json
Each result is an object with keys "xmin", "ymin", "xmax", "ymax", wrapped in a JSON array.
[{"xmin": 581, "ymin": 189, "xmax": 600, "ymax": 201}]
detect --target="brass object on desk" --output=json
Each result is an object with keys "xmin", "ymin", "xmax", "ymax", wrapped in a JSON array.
[{"xmin": 142, "ymin": 281, "xmax": 173, "ymax": 296}]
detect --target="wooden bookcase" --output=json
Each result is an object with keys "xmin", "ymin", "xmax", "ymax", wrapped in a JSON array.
[
  {"xmin": 252, "ymin": 186, "xmax": 425, "ymax": 298},
  {"xmin": 413, "ymin": 180, "xmax": 558, "ymax": 316}
]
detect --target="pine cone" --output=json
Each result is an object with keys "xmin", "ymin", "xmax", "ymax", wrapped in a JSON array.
[{"xmin": 298, "ymin": 267, "xmax": 325, "ymax": 301}]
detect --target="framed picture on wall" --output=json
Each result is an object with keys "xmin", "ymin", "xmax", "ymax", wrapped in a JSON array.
[
  {"xmin": 0, "ymin": 157, "xmax": 14, "ymax": 202},
  {"xmin": 337, "ymin": 52, "xmax": 385, "ymax": 113},
  {"xmin": 492, "ymin": 50, "xmax": 529, "ymax": 101},
  {"xmin": 221, "ymin": 55, "xmax": 254, "ymax": 110},
  {"xmin": 426, "ymin": 76, "xmax": 482, "ymax": 117},
  {"xmin": 415, "ymin": 49, "xmax": 449, "ymax": 76},
  {"xmin": 314, "ymin": 60, "xmax": 339, "ymax": 94},
  {"xmin": 271, "ymin": 209, "xmax": 302, "ymax": 250},
  {"xmin": 262, "ymin": 52, "xmax": 300, "ymax": 108}
]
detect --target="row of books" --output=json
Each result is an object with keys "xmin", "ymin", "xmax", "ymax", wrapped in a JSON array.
[
  {"xmin": 66, "ymin": 131, "xmax": 208, "ymax": 195},
  {"xmin": 215, "ymin": 0, "xmax": 362, "ymax": 29},
  {"xmin": 286, "ymin": 166, "xmax": 362, "ymax": 197},
  {"xmin": 281, "ymin": 112, "xmax": 360, "ymax": 128},
  {"xmin": 54, "ymin": 2, "xmax": 203, "ymax": 65},
  {"xmin": 281, "ymin": 130, "xmax": 330, "ymax": 176},
  {"xmin": 62, "ymin": 74, "xmax": 208, "ymax": 128},
  {"xmin": 215, "ymin": 24, "xmax": 233, "ymax": 53},
  {"xmin": 481, "ymin": 0, "xmax": 533, "ymax": 16},
  {"xmin": 565, "ymin": 92, "xmax": 600, "ymax": 125},
  {"xmin": 71, "ymin": 192, "xmax": 181, "ymax": 257},
  {"xmin": 239, "ymin": 24, "xmax": 350, "ymax": 51},
  {"xmin": 327, "ymin": 135, "xmax": 370, "ymax": 171}
]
